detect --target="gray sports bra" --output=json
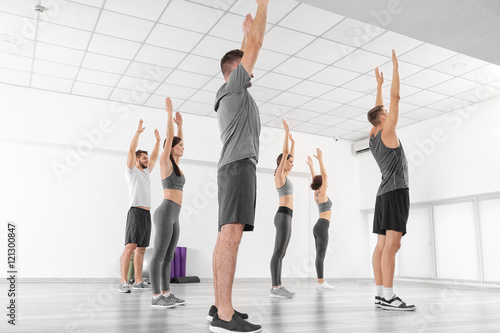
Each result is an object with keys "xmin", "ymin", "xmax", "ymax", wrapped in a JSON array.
[
  {"xmin": 316, "ymin": 192, "xmax": 332, "ymax": 213},
  {"xmin": 277, "ymin": 177, "xmax": 293, "ymax": 197},
  {"xmin": 162, "ymin": 171, "xmax": 185, "ymax": 191}
]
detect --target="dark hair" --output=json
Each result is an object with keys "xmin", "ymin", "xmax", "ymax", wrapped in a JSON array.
[
  {"xmin": 310, "ymin": 175, "xmax": 323, "ymax": 191},
  {"xmin": 367, "ymin": 105, "xmax": 384, "ymax": 126},
  {"xmin": 163, "ymin": 136, "xmax": 182, "ymax": 177},
  {"xmin": 221, "ymin": 49, "xmax": 244, "ymax": 78},
  {"xmin": 274, "ymin": 153, "xmax": 293, "ymax": 176},
  {"xmin": 135, "ymin": 150, "xmax": 147, "ymax": 158}
]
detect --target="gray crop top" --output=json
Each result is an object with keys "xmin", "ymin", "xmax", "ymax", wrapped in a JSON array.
[
  {"xmin": 161, "ymin": 171, "xmax": 185, "ymax": 191},
  {"xmin": 316, "ymin": 192, "xmax": 332, "ymax": 213},
  {"xmin": 276, "ymin": 177, "xmax": 293, "ymax": 197}
]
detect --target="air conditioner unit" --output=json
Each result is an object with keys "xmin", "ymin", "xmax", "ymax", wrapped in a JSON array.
[{"xmin": 353, "ymin": 138, "xmax": 370, "ymax": 154}]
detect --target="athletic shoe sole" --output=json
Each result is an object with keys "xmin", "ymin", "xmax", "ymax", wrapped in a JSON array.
[
  {"xmin": 209, "ymin": 326, "xmax": 262, "ymax": 333},
  {"xmin": 380, "ymin": 304, "xmax": 417, "ymax": 311},
  {"xmin": 118, "ymin": 289, "xmax": 131, "ymax": 293},
  {"xmin": 151, "ymin": 304, "xmax": 177, "ymax": 309},
  {"xmin": 270, "ymin": 293, "xmax": 293, "ymax": 299}
]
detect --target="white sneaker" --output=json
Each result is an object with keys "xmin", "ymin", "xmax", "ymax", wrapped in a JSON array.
[{"xmin": 316, "ymin": 281, "xmax": 335, "ymax": 290}]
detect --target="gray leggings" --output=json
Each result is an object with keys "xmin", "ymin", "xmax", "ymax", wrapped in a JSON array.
[
  {"xmin": 270, "ymin": 207, "xmax": 293, "ymax": 286},
  {"xmin": 150, "ymin": 199, "xmax": 181, "ymax": 294},
  {"xmin": 313, "ymin": 218, "xmax": 330, "ymax": 279}
]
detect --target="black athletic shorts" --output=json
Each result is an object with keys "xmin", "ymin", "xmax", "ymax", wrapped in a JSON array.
[
  {"xmin": 217, "ymin": 158, "xmax": 256, "ymax": 232},
  {"xmin": 373, "ymin": 188, "xmax": 409, "ymax": 236},
  {"xmin": 125, "ymin": 207, "xmax": 152, "ymax": 247}
]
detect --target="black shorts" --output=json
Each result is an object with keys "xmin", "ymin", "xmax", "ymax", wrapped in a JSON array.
[
  {"xmin": 373, "ymin": 188, "xmax": 409, "ymax": 236},
  {"xmin": 217, "ymin": 159, "xmax": 256, "ymax": 232},
  {"xmin": 125, "ymin": 207, "xmax": 152, "ymax": 247}
]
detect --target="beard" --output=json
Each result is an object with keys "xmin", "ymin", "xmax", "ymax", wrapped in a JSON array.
[{"xmin": 139, "ymin": 161, "xmax": 148, "ymax": 169}]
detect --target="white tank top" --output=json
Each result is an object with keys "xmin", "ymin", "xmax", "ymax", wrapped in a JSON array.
[{"xmin": 125, "ymin": 166, "xmax": 151, "ymax": 208}]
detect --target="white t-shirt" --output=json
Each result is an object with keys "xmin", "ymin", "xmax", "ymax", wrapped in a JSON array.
[{"xmin": 125, "ymin": 166, "xmax": 151, "ymax": 208}]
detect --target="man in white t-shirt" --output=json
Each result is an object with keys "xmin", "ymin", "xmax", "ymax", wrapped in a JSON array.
[{"xmin": 119, "ymin": 119, "xmax": 160, "ymax": 293}]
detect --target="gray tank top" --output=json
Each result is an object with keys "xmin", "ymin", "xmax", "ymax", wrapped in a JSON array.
[
  {"xmin": 316, "ymin": 192, "xmax": 332, "ymax": 213},
  {"xmin": 276, "ymin": 177, "xmax": 293, "ymax": 197},
  {"xmin": 369, "ymin": 130, "xmax": 409, "ymax": 196},
  {"xmin": 161, "ymin": 171, "xmax": 185, "ymax": 191}
]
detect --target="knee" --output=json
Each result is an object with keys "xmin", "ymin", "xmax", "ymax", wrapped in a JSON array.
[
  {"xmin": 385, "ymin": 241, "xmax": 401, "ymax": 253},
  {"xmin": 123, "ymin": 245, "xmax": 136, "ymax": 256},
  {"xmin": 273, "ymin": 249, "xmax": 286, "ymax": 260},
  {"xmin": 135, "ymin": 247, "xmax": 146, "ymax": 255}
]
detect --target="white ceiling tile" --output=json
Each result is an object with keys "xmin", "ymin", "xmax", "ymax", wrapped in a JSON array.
[
  {"xmin": 342, "ymin": 75, "xmax": 377, "ymax": 94},
  {"xmin": 399, "ymin": 43, "xmax": 457, "ymax": 67},
  {"xmin": 96, "ymin": 10, "xmax": 154, "ymax": 42},
  {"xmin": 105, "ymin": 0, "xmax": 168, "ymax": 20},
  {"xmin": 0, "ymin": 34, "xmax": 35, "ymax": 57},
  {"xmin": 292, "ymin": 122, "xmax": 328, "ymax": 134},
  {"xmin": 403, "ymin": 90, "xmax": 448, "ymax": 106},
  {"xmin": 309, "ymin": 66, "xmax": 360, "ymax": 86},
  {"xmin": 201, "ymin": 76, "xmax": 226, "ymax": 92},
  {"xmin": 0, "ymin": 52, "xmax": 32, "ymax": 72},
  {"xmin": 165, "ymin": 70, "xmax": 212, "ymax": 89},
  {"xmin": 263, "ymin": 26, "xmax": 316, "ymax": 55},
  {"xmin": 254, "ymin": 49, "xmax": 290, "ymax": 71},
  {"xmin": 260, "ymin": 114, "xmax": 277, "ymax": 125},
  {"xmin": 35, "ymin": 43, "xmax": 84, "ymax": 66},
  {"xmin": 268, "ymin": 92, "xmax": 312, "ymax": 108},
  {"xmin": 454, "ymin": 85, "xmax": 500, "ymax": 102},
  {"xmin": 274, "ymin": 57, "xmax": 326, "ymax": 79},
  {"xmin": 253, "ymin": 72, "xmax": 302, "ymax": 91},
  {"xmin": 189, "ymin": 0, "xmax": 236, "ymax": 11},
  {"xmin": 230, "ymin": 0, "xmax": 299, "ymax": 24},
  {"xmin": 2, "ymin": 0, "xmax": 38, "ymax": 18},
  {"xmin": 489, "ymin": 80, "xmax": 500, "ymax": 89},
  {"xmin": 283, "ymin": 109, "xmax": 323, "ymax": 122},
  {"xmin": 178, "ymin": 100, "xmax": 213, "ymax": 116},
  {"xmin": 403, "ymin": 108, "xmax": 444, "ymax": 120},
  {"xmin": 301, "ymin": 99, "xmax": 341, "ymax": 113},
  {"xmin": 335, "ymin": 119, "xmax": 367, "ymax": 131},
  {"xmin": 250, "ymin": 85, "xmax": 282, "ymax": 102},
  {"xmin": 69, "ymin": 0, "xmax": 104, "ymax": 8},
  {"xmin": 398, "ymin": 102, "xmax": 421, "ymax": 116},
  {"xmin": 88, "ymin": 34, "xmax": 142, "ymax": 59},
  {"xmin": 333, "ymin": 49, "xmax": 390, "ymax": 73},
  {"xmin": 109, "ymin": 88, "xmax": 150, "ymax": 104},
  {"xmin": 349, "ymin": 94, "xmax": 378, "ymax": 109},
  {"xmin": 341, "ymin": 131, "xmax": 368, "ymax": 141},
  {"xmin": 41, "ymin": 0, "xmax": 101, "ymax": 31},
  {"xmin": 373, "ymin": 60, "xmax": 424, "ymax": 79},
  {"xmin": 135, "ymin": 44, "xmax": 186, "ymax": 68},
  {"xmin": 397, "ymin": 116, "xmax": 419, "ymax": 127},
  {"xmin": 190, "ymin": 90, "xmax": 215, "ymax": 105},
  {"xmin": 427, "ymin": 97, "xmax": 470, "ymax": 112},
  {"xmin": 323, "ymin": 18, "xmax": 385, "ymax": 47},
  {"xmin": 321, "ymin": 88, "xmax": 365, "ymax": 104},
  {"xmin": 178, "ymin": 54, "xmax": 221, "ymax": 76},
  {"xmin": 124, "ymin": 62, "xmax": 173, "ymax": 81},
  {"xmin": 31, "ymin": 74, "xmax": 73, "ymax": 93},
  {"xmin": 147, "ymin": 24, "xmax": 204, "ymax": 53},
  {"xmin": 278, "ymin": 3, "xmax": 344, "ymax": 35},
  {"xmin": 252, "ymin": 68, "xmax": 268, "ymax": 80},
  {"xmin": 192, "ymin": 36, "xmax": 240, "ymax": 60},
  {"xmin": 160, "ymin": 0, "xmax": 224, "ymax": 34},
  {"xmin": 329, "ymin": 104, "xmax": 368, "ymax": 119},
  {"xmin": 116, "ymin": 76, "xmax": 162, "ymax": 92},
  {"xmin": 461, "ymin": 64, "xmax": 500, "ymax": 84},
  {"xmin": 33, "ymin": 60, "xmax": 78, "ymax": 80},
  {"xmin": 296, "ymin": 38, "xmax": 355, "ymax": 65},
  {"xmin": 210, "ymin": 13, "xmax": 247, "ymax": 43},
  {"xmin": 0, "ymin": 67, "xmax": 31, "ymax": 86},
  {"xmin": 72, "ymin": 81, "xmax": 114, "ymax": 99},
  {"xmin": 430, "ymin": 54, "xmax": 488, "ymax": 76},
  {"xmin": 368, "ymin": 83, "xmax": 421, "ymax": 99},
  {"xmin": 155, "ymin": 83, "xmax": 197, "ymax": 100},
  {"xmin": 267, "ymin": 117, "xmax": 302, "ymax": 129},
  {"xmin": 82, "ymin": 52, "xmax": 130, "ymax": 74},
  {"xmin": 428, "ymin": 77, "xmax": 482, "ymax": 96},
  {"xmin": 316, "ymin": 127, "xmax": 351, "ymax": 137},
  {"xmin": 0, "ymin": 12, "xmax": 36, "ymax": 39},
  {"xmin": 259, "ymin": 103, "xmax": 293, "ymax": 117},
  {"xmin": 402, "ymin": 69, "xmax": 454, "ymax": 89},
  {"xmin": 144, "ymin": 95, "xmax": 185, "ymax": 110},
  {"xmin": 76, "ymin": 68, "xmax": 122, "ymax": 87},
  {"xmin": 207, "ymin": 111, "xmax": 218, "ymax": 118},
  {"xmin": 362, "ymin": 31, "xmax": 423, "ymax": 56},
  {"xmin": 37, "ymin": 22, "xmax": 92, "ymax": 49},
  {"xmin": 288, "ymin": 80, "xmax": 334, "ymax": 98}
]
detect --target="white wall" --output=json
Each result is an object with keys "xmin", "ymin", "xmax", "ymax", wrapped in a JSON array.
[{"xmin": 0, "ymin": 83, "xmax": 369, "ymax": 280}]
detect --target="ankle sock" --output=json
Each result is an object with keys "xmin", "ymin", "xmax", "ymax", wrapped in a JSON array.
[
  {"xmin": 383, "ymin": 287, "xmax": 394, "ymax": 300},
  {"xmin": 376, "ymin": 285, "xmax": 383, "ymax": 297}
]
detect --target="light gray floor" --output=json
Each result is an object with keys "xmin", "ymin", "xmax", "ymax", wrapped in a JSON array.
[{"xmin": 3, "ymin": 279, "xmax": 500, "ymax": 332}]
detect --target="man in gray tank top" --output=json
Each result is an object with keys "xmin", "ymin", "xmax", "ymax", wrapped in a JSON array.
[{"xmin": 367, "ymin": 50, "xmax": 416, "ymax": 311}]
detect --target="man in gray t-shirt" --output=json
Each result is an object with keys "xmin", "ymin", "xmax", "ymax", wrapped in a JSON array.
[{"xmin": 209, "ymin": 3, "xmax": 268, "ymax": 333}]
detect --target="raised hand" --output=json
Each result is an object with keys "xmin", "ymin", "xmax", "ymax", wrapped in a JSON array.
[
  {"xmin": 392, "ymin": 49, "xmax": 398, "ymax": 69},
  {"xmin": 306, "ymin": 156, "xmax": 313, "ymax": 168},
  {"xmin": 313, "ymin": 148, "xmax": 323, "ymax": 160},
  {"xmin": 375, "ymin": 67, "xmax": 384, "ymax": 86},
  {"xmin": 137, "ymin": 119, "xmax": 145, "ymax": 133},
  {"xmin": 174, "ymin": 111, "xmax": 183, "ymax": 126},
  {"xmin": 165, "ymin": 97, "xmax": 173, "ymax": 114},
  {"xmin": 256, "ymin": 0, "xmax": 269, "ymax": 6},
  {"xmin": 154, "ymin": 128, "xmax": 160, "ymax": 142},
  {"xmin": 282, "ymin": 118, "xmax": 289, "ymax": 133},
  {"xmin": 242, "ymin": 14, "xmax": 253, "ymax": 35}
]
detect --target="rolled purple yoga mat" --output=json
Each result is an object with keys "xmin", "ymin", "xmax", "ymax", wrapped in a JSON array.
[
  {"xmin": 180, "ymin": 247, "xmax": 187, "ymax": 277},
  {"xmin": 174, "ymin": 247, "xmax": 181, "ymax": 277},
  {"xmin": 171, "ymin": 255, "xmax": 176, "ymax": 278}
]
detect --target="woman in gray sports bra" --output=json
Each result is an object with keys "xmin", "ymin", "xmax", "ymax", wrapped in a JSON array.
[
  {"xmin": 270, "ymin": 119, "xmax": 296, "ymax": 299},
  {"xmin": 306, "ymin": 148, "xmax": 335, "ymax": 291},
  {"xmin": 150, "ymin": 98, "xmax": 187, "ymax": 308}
]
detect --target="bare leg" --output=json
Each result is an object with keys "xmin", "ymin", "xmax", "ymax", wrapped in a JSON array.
[
  {"xmin": 381, "ymin": 231, "xmax": 402, "ymax": 288},
  {"xmin": 213, "ymin": 231, "xmax": 221, "ymax": 308},
  {"xmin": 372, "ymin": 234, "xmax": 386, "ymax": 286},
  {"xmin": 215, "ymin": 223, "xmax": 245, "ymax": 322},
  {"xmin": 134, "ymin": 247, "xmax": 147, "ymax": 283},
  {"xmin": 120, "ymin": 243, "xmax": 137, "ymax": 283}
]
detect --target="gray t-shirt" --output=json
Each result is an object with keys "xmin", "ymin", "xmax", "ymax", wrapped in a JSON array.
[{"xmin": 214, "ymin": 63, "xmax": 261, "ymax": 169}]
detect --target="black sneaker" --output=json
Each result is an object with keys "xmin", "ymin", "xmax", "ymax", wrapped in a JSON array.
[
  {"xmin": 209, "ymin": 313, "xmax": 261, "ymax": 333},
  {"xmin": 380, "ymin": 294, "xmax": 416, "ymax": 311},
  {"xmin": 374, "ymin": 296, "xmax": 383, "ymax": 307},
  {"xmin": 207, "ymin": 305, "xmax": 249, "ymax": 322}
]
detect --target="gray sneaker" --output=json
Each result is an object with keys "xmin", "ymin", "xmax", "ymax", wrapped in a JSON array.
[
  {"xmin": 132, "ymin": 281, "xmax": 151, "ymax": 290},
  {"xmin": 151, "ymin": 295, "xmax": 177, "ymax": 308},
  {"xmin": 164, "ymin": 293, "xmax": 186, "ymax": 305},
  {"xmin": 270, "ymin": 286, "xmax": 294, "ymax": 299},
  {"xmin": 118, "ymin": 282, "xmax": 131, "ymax": 293}
]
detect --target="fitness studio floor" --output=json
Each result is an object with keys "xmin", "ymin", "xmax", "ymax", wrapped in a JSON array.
[{"xmin": 5, "ymin": 279, "xmax": 500, "ymax": 332}]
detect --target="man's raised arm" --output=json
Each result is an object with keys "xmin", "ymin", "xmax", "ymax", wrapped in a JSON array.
[{"xmin": 240, "ymin": 0, "xmax": 269, "ymax": 76}]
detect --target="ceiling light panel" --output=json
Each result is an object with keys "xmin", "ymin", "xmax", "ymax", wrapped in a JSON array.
[
  {"xmin": 104, "ymin": 0, "xmax": 168, "ymax": 20},
  {"xmin": 429, "ymin": 77, "xmax": 482, "ymax": 96},
  {"xmin": 164, "ymin": 70, "xmax": 212, "ymax": 90},
  {"xmin": 88, "ymin": 34, "xmax": 142, "ymax": 59},
  {"xmin": 192, "ymin": 36, "xmax": 240, "ymax": 60},
  {"xmin": 135, "ymin": 44, "xmax": 186, "ymax": 68},
  {"xmin": 296, "ymin": 38, "xmax": 354, "ymax": 65},
  {"xmin": 301, "ymin": 99, "xmax": 341, "ymax": 113},
  {"xmin": 402, "ymin": 69, "xmax": 454, "ymax": 89},
  {"xmin": 35, "ymin": 43, "xmax": 85, "ymax": 66},
  {"xmin": 252, "ymin": 72, "xmax": 302, "ymax": 91},
  {"xmin": 33, "ymin": 59, "xmax": 78, "ymax": 80},
  {"xmin": 72, "ymin": 81, "xmax": 114, "ymax": 99},
  {"xmin": 274, "ymin": 57, "xmax": 326, "ymax": 79},
  {"xmin": 268, "ymin": 92, "xmax": 312, "ymax": 108},
  {"xmin": 96, "ymin": 10, "xmax": 154, "ymax": 42},
  {"xmin": 0, "ymin": 67, "xmax": 31, "ymax": 86},
  {"xmin": 160, "ymin": 0, "xmax": 225, "ymax": 33},
  {"xmin": 310, "ymin": 66, "xmax": 360, "ymax": 86},
  {"xmin": 398, "ymin": 43, "xmax": 457, "ymax": 67},
  {"xmin": 263, "ymin": 26, "xmax": 316, "ymax": 55},
  {"xmin": 430, "ymin": 53, "xmax": 488, "ymax": 76},
  {"xmin": 333, "ymin": 49, "xmax": 390, "ymax": 74},
  {"xmin": 147, "ymin": 24, "xmax": 204, "ymax": 53},
  {"xmin": 230, "ymin": 0, "xmax": 299, "ymax": 24},
  {"xmin": 288, "ymin": 80, "xmax": 334, "ymax": 98},
  {"xmin": 31, "ymin": 74, "xmax": 73, "ymax": 93},
  {"xmin": 76, "ymin": 68, "xmax": 122, "ymax": 87},
  {"xmin": 82, "ymin": 52, "xmax": 131, "ymax": 74},
  {"xmin": 323, "ymin": 18, "xmax": 385, "ymax": 47},
  {"xmin": 362, "ymin": 31, "xmax": 423, "ymax": 56},
  {"xmin": 278, "ymin": 3, "xmax": 344, "ymax": 36},
  {"xmin": 37, "ymin": 22, "xmax": 92, "ymax": 50},
  {"xmin": 321, "ymin": 88, "xmax": 365, "ymax": 104},
  {"xmin": 44, "ymin": 1, "xmax": 101, "ymax": 31}
]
